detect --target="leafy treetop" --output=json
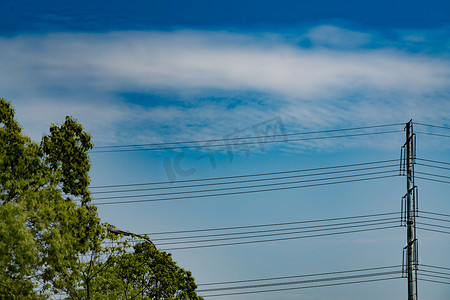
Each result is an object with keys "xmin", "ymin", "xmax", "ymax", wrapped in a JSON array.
[{"xmin": 0, "ymin": 98, "xmax": 203, "ymax": 300}]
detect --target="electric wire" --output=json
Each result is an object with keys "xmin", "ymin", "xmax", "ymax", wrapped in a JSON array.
[
  {"xmin": 90, "ymin": 130, "xmax": 402, "ymax": 153},
  {"xmin": 91, "ymin": 163, "xmax": 397, "ymax": 194},
  {"xmin": 90, "ymin": 159, "xmax": 399, "ymax": 189},
  {"xmin": 416, "ymin": 227, "xmax": 450, "ymax": 235},
  {"xmin": 416, "ymin": 158, "xmax": 450, "ymax": 166},
  {"xmin": 107, "ymin": 224, "xmax": 400, "ymax": 250},
  {"xmin": 86, "ymin": 121, "xmax": 448, "ymax": 294},
  {"xmin": 199, "ymin": 277, "xmax": 402, "ymax": 297},
  {"xmin": 146, "ymin": 211, "xmax": 400, "ymax": 235},
  {"xmin": 420, "ymin": 264, "xmax": 450, "ymax": 272},
  {"xmin": 417, "ymin": 274, "xmax": 450, "ymax": 284},
  {"xmin": 42, "ymin": 121, "xmax": 450, "ymax": 296},
  {"xmin": 94, "ymin": 123, "xmax": 403, "ymax": 148},
  {"xmin": 197, "ymin": 265, "xmax": 401, "ymax": 286},
  {"xmin": 416, "ymin": 209, "xmax": 450, "ymax": 235},
  {"xmin": 419, "ymin": 269, "xmax": 450, "ymax": 277},
  {"xmin": 418, "ymin": 270, "xmax": 450, "ymax": 280},
  {"xmin": 197, "ymin": 271, "xmax": 400, "ymax": 293},
  {"xmin": 414, "ymin": 158, "xmax": 450, "ymax": 185},
  {"xmin": 417, "ymin": 273, "xmax": 450, "ymax": 283},
  {"xmin": 416, "ymin": 162, "xmax": 450, "ymax": 171},
  {"xmin": 155, "ymin": 219, "xmax": 399, "ymax": 246},
  {"xmin": 90, "ymin": 155, "xmax": 450, "ymax": 206},
  {"xmin": 161, "ymin": 225, "xmax": 399, "ymax": 251},
  {"xmin": 101, "ymin": 212, "xmax": 401, "ymax": 248},
  {"xmin": 415, "ymin": 171, "xmax": 450, "ymax": 180},
  {"xmin": 418, "ymin": 278, "xmax": 450, "ymax": 285},
  {"xmin": 99, "ymin": 226, "xmax": 398, "ymax": 253},
  {"xmin": 149, "ymin": 217, "xmax": 399, "ymax": 242},
  {"xmin": 415, "ymin": 131, "xmax": 450, "ymax": 138},
  {"xmin": 415, "ymin": 123, "xmax": 450, "ymax": 130},
  {"xmin": 102, "ymin": 215, "xmax": 400, "ymax": 248},
  {"xmin": 419, "ymin": 211, "xmax": 450, "ymax": 218},
  {"xmin": 93, "ymin": 173, "xmax": 399, "ymax": 205},
  {"xmin": 92, "ymin": 169, "xmax": 398, "ymax": 201},
  {"xmin": 415, "ymin": 176, "xmax": 450, "ymax": 184},
  {"xmin": 418, "ymin": 215, "xmax": 450, "ymax": 224},
  {"xmin": 91, "ymin": 123, "xmax": 404, "ymax": 152},
  {"xmin": 416, "ymin": 222, "xmax": 450, "ymax": 230}
]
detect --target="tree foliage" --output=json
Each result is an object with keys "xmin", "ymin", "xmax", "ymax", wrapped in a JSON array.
[
  {"xmin": 94, "ymin": 241, "xmax": 203, "ymax": 300},
  {"xmin": 0, "ymin": 98, "xmax": 203, "ymax": 299}
]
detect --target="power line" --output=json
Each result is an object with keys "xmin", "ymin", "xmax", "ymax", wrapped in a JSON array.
[
  {"xmin": 198, "ymin": 265, "xmax": 401, "ymax": 286},
  {"xmin": 158, "ymin": 223, "xmax": 399, "ymax": 246},
  {"xmin": 149, "ymin": 216, "xmax": 400, "ymax": 242},
  {"xmin": 419, "ymin": 211, "xmax": 450, "ymax": 218},
  {"xmin": 197, "ymin": 271, "xmax": 401, "ymax": 293},
  {"xmin": 417, "ymin": 267, "xmax": 450, "ymax": 286},
  {"xmin": 92, "ymin": 123, "xmax": 404, "ymax": 149},
  {"xmin": 92, "ymin": 169, "xmax": 398, "ymax": 200},
  {"xmin": 155, "ymin": 220, "xmax": 399, "ymax": 246},
  {"xmin": 90, "ymin": 159, "xmax": 398, "ymax": 189},
  {"xmin": 418, "ymin": 215, "xmax": 450, "ymax": 224},
  {"xmin": 419, "ymin": 270, "xmax": 450, "ymax": 277},
  {"xmin": 102, "ymin": 212, "xmax": 401, "ymax": 248},
  {"xmin": 411, "ymin": 158, "xmax": 450, "ymax": 185},
  {"xmin": 146, "ymin": 211, "xmax": 400, "ymax": 235},
  {"xmin": 91, "ymin": 163, "xmax": 397, "ymax": 194},
  {"xmin": 90, "ymin": 130, "xmax": 402, "ymax": 153},
  {"xmin": 416, "ymin": 158, "xmax": 450, "ymax": 166},
  {"xmin": 94, "ymin": 173, "xmax": 399, "ymax": 205},
  {"xmin": 105, "ymin": 222, "xmax": 400, "ymax": 249},
  {"xmin": 417, "ymin": 278, "xmax": 450, "ymax": 285},
  {"xmin": 418, "ymin": 270, "xmax": 450, "ymax": 280},
  {"xmin": 416, "ymin": 227, "xmax": 450, "ymax": 235},
  {"xmin": 416, "ymin": 222, "xmax": 450, "ymax": 230},
  {"xmin": 415, "ymin": 171, "xmax": 450, "ymax": 180},
  {"xmin": 416, "ymin": 162, "xmax": 450, "ymax": 171},
  {"xmin": 415, "ymin": 176, "xmax": 450, "ymax": 184},
  {"xmin": 415, "ymin": 131, "xmax": 450, "ymax": 138},
  {"xmin": 415, "ymin": 123, "xmax": 450, "ymax": 130},
  {"xmin": 420, "ymin": 264, "xmax": 450, "ymax": 272},
  {"xmin": 199, "ymin": 276, "xmax": 402, "ymax": 297},
  {"xmin": 161, "ymin": 225, "xmax": 399, "ymax": 251}
]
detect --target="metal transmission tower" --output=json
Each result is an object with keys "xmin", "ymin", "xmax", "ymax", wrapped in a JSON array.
[{"xmin": 400, "ymin": 120, "xmax": 418, "ymax": 300}]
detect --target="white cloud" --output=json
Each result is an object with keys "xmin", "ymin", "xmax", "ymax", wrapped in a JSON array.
[
  {"xmin": 1, "ymin": 27, "xmax": 449, "ymax": 146},
  {"xmin": 305, "ymin": 25, "xmax": 372, "ymax": 48},
  {"xmin": 2, "ymin": 30, "xmax": 448, "ymax": 97}
]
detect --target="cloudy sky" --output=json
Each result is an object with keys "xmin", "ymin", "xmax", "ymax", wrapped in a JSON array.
[{"xmin": 1, "ymin": 1, "xmax": 449, "ymax": 299}]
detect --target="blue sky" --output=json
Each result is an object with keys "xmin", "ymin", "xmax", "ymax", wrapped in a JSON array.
[{"xmin": 1, "ymin": 1, "xmax": 449, "ymax": 299}]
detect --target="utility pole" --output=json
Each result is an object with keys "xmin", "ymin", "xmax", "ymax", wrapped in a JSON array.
[{"xmin": 404, "ymin": 120, "xmax": 418, "ymax": 300}]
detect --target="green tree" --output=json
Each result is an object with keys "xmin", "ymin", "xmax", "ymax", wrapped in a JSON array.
[
  {"xmin": 0, "ymin": 98, "xmax": 203, "ymax": 299},
  {"xmin": 0, "ymin": 98, "xmax": 102, "ymax": 299},
  {"xmin": 91, "ymin": 239, "xmax": 203, "ymax": 300}
]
